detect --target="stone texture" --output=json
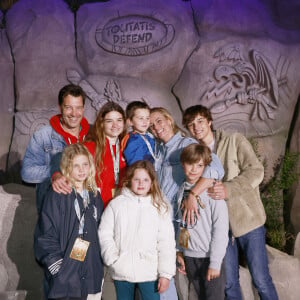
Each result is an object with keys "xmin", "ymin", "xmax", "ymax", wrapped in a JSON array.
[
  {"xmin": 267, "ymin": 245, "xmax": 300, "ymax": 300},
  {"xmin": 0, "ymin": 11, "xmax": 14, "ymax": 173},
  {"xmin": 289, "ymin": 103, "xmax": 300, "ymax": 234},
  {"xmin": 0, "ymin": 184, "xmax": 43, "ymax": 299},
  {"xmin": 5, "ymin": 0, "xmax": 80, "ymax": 110},
  {"xmin": 294, "ymin": 232, "xmax": 300, "ymax": 259}
]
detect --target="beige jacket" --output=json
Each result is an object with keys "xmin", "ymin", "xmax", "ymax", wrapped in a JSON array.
[{"xmin": 215, "ymin": 130, "xmax": 266, "ymax": 237}]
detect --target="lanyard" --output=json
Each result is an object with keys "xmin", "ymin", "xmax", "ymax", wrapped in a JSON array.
[
  {"xmin": 140, "ymin": 134, "xmax": 157, "ymax": 161},
  {"xmin": 174, "ymin": 187, "xmax": 200, "ymax": 229},
  {"xmin": 74, "ymin": 189, "xmax": 89, "ymax": 236},
  {"xmin": 74, "ymin": 189, "xmax": 98, "ymax": 236},
  {"xmin": 109, "ymin": 139, "xmax": 120, "ymax": 186}
]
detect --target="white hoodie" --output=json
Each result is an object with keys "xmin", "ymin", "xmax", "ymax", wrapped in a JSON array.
[{"xmin": 98, "ymin": 188, "xmax": 176, "ymax": 282}]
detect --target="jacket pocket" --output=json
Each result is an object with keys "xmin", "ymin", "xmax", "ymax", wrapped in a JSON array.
[{"xmin": 110, "ymin": 251, "xmax": 130, "ymax": 278}]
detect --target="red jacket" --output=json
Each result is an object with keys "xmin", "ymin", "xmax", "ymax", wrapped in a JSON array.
[
  {"xmin": 50, "ymin": 114, "xmax": 89, "ymax": 145},
  {"xmin": 85, "ymin": 138, "xmax": 126, "ymax": 207}
]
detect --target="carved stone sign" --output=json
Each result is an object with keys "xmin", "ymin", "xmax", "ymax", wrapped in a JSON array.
[{"xmin": 96, "ymin": 15, "xmax": 175, "ymax": 56}]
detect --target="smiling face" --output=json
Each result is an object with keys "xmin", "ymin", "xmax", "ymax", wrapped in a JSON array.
[
  {"xmin": 130, "ymin": 168, "xmax": 152, "ymax": 196},
  {"xmin": 60, "ymin": 95, "xmax": 84, "ymax": 134},
  {"xmin": 186, "ymin": 114, "xmax": 213, "ymax": 145},
  {"xmin": 103, "ymin": 111, "xmax": 125, "ymax": 142},
  {"xmin": 70, "ymin": 154, "xmax": 90, "ymax": 190},
  {"xmin": 183, "ymin": 158, "xmax": 205, "ymax": 184},
  {"xmin": 130, "ymin": 108, "xmax": 150, "ymax": 134},
  {"xmin": 149, "ymin": 111, "xmax": 174, "ymax": 143}
]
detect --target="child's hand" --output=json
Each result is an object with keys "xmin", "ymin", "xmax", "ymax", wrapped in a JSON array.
[
  {"xmin": 176, "ymin": 252, "xmax": 186, "ymax": 275},
  {"xmin": 206, "ymin": 268, "xmax": 220, "ymax": 281},
  {"xmin": 157, "ymin": 277, "xmax": 170, "ymax": 293}
]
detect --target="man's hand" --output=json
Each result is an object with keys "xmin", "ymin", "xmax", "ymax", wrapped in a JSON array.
[
  {"xmin": 182, "ymin": 193, "xmax": 199, "ymax": 226},
  {"xmin": 207, "ymin": 181, "xmax": 227, "ymax": 200},
  {"xmin": 176, "ymin": 252, "xmax": 186, "ymax": 275},
  {"xmin": 157, "ymin": 277, "xmax": 170, "ymax": 293},
  {"xmin": 206, "ymin": 268, "xmax": 221, "ymax": 281},
  {"xmin": 52, "ymin": 172, "xmax": 72, "ymax": 194}
]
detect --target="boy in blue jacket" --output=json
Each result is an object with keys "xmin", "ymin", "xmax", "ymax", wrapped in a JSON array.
[{"xmin": 122, "ymin": 101, "xmax": 156, "ymax": 165}]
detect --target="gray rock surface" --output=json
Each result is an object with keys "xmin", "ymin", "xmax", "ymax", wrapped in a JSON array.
[
  {"xmin": 0, "ymin": 2, "xmax": 299, "ymax": 294},
  {"xmin": 0, "ymin": 184, "xmax": 43, "ymax": 299}
]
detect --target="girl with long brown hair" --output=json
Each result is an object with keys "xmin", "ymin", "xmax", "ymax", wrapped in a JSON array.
[{"xmin": 85, "ymin": 102, "xmax": 127, "ymax": 207}]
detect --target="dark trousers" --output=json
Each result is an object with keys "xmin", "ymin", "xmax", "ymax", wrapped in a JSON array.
[{"xmin": 185, "ymin": 256, "xmax": 226, "ymax": 300}]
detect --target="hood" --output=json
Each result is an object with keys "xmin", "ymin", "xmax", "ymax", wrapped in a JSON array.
[
  {"xmin": 120, "ymin": 187, "xmax": 153, "ymax": 204},
  {"xmin": 50, "ymin": 114, "xmax": 89, "ymax": 145}
]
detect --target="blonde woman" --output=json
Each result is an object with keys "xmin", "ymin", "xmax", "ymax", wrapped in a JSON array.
[
  {"xmin": 149, "ymin": 107, "xmax": 224, "ymax": 300},
  {"xmin": 34, "ymin": 143, "xmax": 104, "ymax": 300}
]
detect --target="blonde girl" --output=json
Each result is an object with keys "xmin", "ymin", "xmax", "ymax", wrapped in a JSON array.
[
  {"xmin": 85, "ymin": 102, "xmax": 127, "ymax": 207},
  {"xmin": 99, "ymin": 160, "xmax": 176, "ymax": 300},
  {"xmin": 34, "ymin": 143, "xmax": 104, "ymax": 300}
]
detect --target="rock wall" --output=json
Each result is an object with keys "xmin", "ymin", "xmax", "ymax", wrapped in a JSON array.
[{"xmin": 0, "ymin": 0, "xmax": 299, "ymax": 294}]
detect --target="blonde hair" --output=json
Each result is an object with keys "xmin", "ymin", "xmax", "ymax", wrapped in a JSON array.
[
  {"xmin": 150, "ymin": 107, "xmax": 186, "ymax": 138},
  {"xmin": 60, "ymin": 143, "xmax": 97, "ymax": 195},
  {"xmin": 122, "ymin": 160, "xmax": 169, "ymax": 214},
  {"xmin": 87, "ymin": 102, "xmax": 126, "ymax": 183}
]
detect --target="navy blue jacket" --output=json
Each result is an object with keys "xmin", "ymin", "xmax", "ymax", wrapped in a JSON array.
[{"xmin": 34, "ymin": 189, "xmax": 104, "ymax": 298}]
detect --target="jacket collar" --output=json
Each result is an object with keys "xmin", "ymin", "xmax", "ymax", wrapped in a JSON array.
[
  {"xmin": 49, "ymin": 114, "xmax": 89, "ymax": 145},
  {"xmin": 120, "ymin": 188, "xmax": 152, "ymax": 204}
]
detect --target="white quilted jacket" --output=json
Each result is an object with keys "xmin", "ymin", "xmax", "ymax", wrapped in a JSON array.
[{"xmin": 98, "ymin": 188, "xmax": 176, "ymax": 282}]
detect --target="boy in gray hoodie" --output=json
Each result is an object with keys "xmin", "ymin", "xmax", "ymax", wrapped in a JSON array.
[{"xmin": 176, "ymin": 143, "xmax": 228, "ymax": 300}]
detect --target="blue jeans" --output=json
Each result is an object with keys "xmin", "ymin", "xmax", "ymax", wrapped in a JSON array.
[
  {"xmin": 225, "ymin": 226, "xmax": 278, "ymax": 300},
  {"xmin": 114, "ymin": 280, "xmax": 159, "ymax": 300}
]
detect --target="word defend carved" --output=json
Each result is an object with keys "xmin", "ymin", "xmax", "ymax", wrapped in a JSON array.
[{"xmin": 96, "ymin": 15, "xmax": 175, "ymax": 56}]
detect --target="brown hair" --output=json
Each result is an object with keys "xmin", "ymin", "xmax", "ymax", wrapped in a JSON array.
[
  {"xmin": 149, "ymin": 107, "xmax": 186, "ymax": 138},
  {"xmin": 87, "ymin": 102, "xmax": 126, "ymax": 182},
  {"xmin": 180, "ymin": 143, "xmax": 212, "ymax": 166},
  {"xmin": 125, "ymin": 100, "xmax": 150, "ymax": 120},
  {"xmin": 58, "ymin": 84, "xmax": 86, "ymax": 106},
  {"xmin": 122, "ymin": 160, "xmax": 169, "ymax": 214},
  {"xmin": 60, "ymin": 143, "xmax": 97, "ymax": 194},
  {"xmin": 182, "ymin": 105, "xmax": 213, "ymax": 129}
]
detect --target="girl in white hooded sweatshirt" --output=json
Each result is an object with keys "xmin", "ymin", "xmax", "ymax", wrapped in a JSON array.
[{"xmin": 98, "ymin": 160, "xmax": 176, "ymax": 300}]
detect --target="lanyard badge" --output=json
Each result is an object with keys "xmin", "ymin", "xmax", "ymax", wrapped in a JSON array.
[{"xmin": 109, "ymin": 139, "xmax": 120, "ymax": 186}]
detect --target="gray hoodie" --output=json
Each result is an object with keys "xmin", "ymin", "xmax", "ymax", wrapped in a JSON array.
[{"xmin": 176, "ymin": 182, "xmax": 229, "ymax": 270}]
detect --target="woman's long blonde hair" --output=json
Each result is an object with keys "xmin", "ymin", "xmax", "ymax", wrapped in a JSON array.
[
  {"xmin": 122, "ymin": 160, "xmax": 169, "ymax": 214},
  {"xmin": 87, "ymin": 102, "xmax": 126, "ymax": 183},
  {"xmin": 60, "ymin": 143, "xmax": 97, "ymax": 195}
]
